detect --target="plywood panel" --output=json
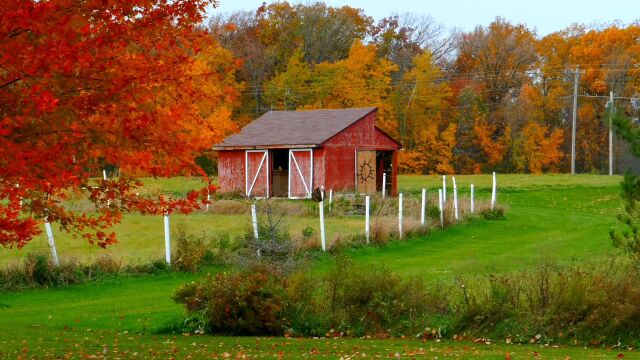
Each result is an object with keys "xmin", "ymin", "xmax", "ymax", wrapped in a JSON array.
[{"xmin": 357, "ymin": 150, "xmax": 376, "ymax": 195}]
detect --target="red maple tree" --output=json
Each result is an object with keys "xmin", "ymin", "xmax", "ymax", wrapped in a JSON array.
[{"xmin": 0, "ymin": 0, "xmax": 239, "ymax": 247}]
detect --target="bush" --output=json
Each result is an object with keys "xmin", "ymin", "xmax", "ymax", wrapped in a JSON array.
[
  {"xmin": 480, "ymin": 206, "xmax": 505, "ymax": 220},
  {"xmin": 172, "ymin": 225, "xmax": 211, "ymax": 273},
  {"xmin": 172, "ymin": 271, "xmax": 288, "ymax": 335},
  {"xmin": 172, "ymin": 260, "xmax": 450, "ymax": 337},
  {"xmin": 0, "ymin": 252, "xmax": 171, "ymax": 292}
]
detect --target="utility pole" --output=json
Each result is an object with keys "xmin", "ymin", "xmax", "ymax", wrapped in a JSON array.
[
  {"xmin": 609, "ymin": 91, "xmax": 614, "ymax": 176},
  {"xmin": 571, "ymin": 66, "xmax": 581, "ymax": 175}
]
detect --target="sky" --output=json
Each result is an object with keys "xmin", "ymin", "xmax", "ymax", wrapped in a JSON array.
[{"xmin": 209, "ymin": 0, "xmax": 640, "ymax": 36}]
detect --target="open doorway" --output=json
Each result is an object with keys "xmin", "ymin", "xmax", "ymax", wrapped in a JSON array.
[
  {"xmin": 271, "ymin": 149, "xmax": 289, "ymax": 197},
  {"xmin": 376, "ymin": 151, "xmax": 393, "ymax": 193}
]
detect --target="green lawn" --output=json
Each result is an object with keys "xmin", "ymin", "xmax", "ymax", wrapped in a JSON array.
[
  {"xmin": 0, "ymin": 271, "xmax": 634, "ymax": 359},
  {"xmin": 0, "ymin": 174, "xmax": 634, "ymax": 358},
  {"xmin": 318, "ymin": 175, "xmax": 624, "ymax": 278}
]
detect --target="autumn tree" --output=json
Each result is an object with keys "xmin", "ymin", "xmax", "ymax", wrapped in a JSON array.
[
  {"xmin": 396, "ymin": 51, "xmax": 454, "ymax": 174},
  {"xmin": 0, "ymin": 0, "xmax": 240, "ymax": 247}
]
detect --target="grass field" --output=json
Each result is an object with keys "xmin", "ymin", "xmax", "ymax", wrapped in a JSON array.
[
  {"xmin": 0, "ymin": 174, "xmax": 635, "ymax": 358},
  {"xmin": 0, "ymin": 272, "xmax": 634, "ymax": 359}
]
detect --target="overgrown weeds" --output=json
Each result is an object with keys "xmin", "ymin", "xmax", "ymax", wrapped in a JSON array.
[{"xmin": 171, "ymin": 258, "xmax": 640, "ymax": 347}]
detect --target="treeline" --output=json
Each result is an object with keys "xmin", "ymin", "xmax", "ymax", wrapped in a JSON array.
[{"xmin": 209, "ymin": 2, "xmax": 640, "ymax": 174}]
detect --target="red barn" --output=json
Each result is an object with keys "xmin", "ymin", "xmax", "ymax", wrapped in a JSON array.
[{"xmin": 213, "ymin": 107, "xmax": 400, "ymax": 199}]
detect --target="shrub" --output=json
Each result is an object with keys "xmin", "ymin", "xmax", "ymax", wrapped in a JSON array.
[
  {"xmin": 172, "ymin": 225, "xmax": 211, "ymax": 273},
  {"xmin": 480, "ymin": 206, "xmax": 505, "ymax": 220},
  {"xmin": 172, "ymin": 271, "xmax": 288, "ymax": 335}
]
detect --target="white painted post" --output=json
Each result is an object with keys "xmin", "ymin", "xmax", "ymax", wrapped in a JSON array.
[
  {"xmin": 442, "ymin": 175, "xmax": 447, "ymax": 203},
  {"xmin": 163, "ymin": 213, "xmax": 171, "ymax": 264},
  {"xmin": 365, "ymin": 195, "xmax": 370, "ymax": 244},
  {"xmin": 470, "ymin": 184, "xmax": 475, "ymax": 213},
  {"xmin": 206, "ymin": 189, "xmax": 211, "ymax": 212},
  {"xmin": 251, "ymin": 202, "xmax": 260, "ymax": 257},
  {"xmin": 103, "ymin": 170, "xmax": 110, "ymax": 207},
  {"xmin": 398, "ymin": 192, "xmax": 403, "ymax": 239},
  {"xmin": 491, "ymin": 172, "xmax": 497, "ymax": 210},
  {"xmin": 16, "ymin": 183, "xmax": 22, "ymax": 208},
  {"xmin": 453, "ymin": 176, "xmax": 459, "ymax": 221},
  {"xmin": 420, "ymin": 188, "xmax": 426, "ymax": 226},
  {"xmin": 251, "ymin": 203, "xmax": 259, "ymax": 240},
  {"xmin": 319, "ymin": 188, "xmax": 326, "ymax": 251},
  {"xmin": 44, "ymin": 220, "xmax": 59, "ymax": 267},
  {"xmin": 382, "ymin": 173, "xmax": 387, "ymax": 199},
  {"xmin": 329, "ymin": 189, "xmax": 333, "ymax": 212},
  {"xmin": 438, "ymin": 189, "xmax": 444, "ymax": 228}
]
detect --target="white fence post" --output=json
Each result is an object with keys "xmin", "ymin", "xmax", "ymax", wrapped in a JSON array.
[
  {"xmin": 44, "ymin": 220, "xmax": 59, "ymax": 267},
  {"xmin": 420, "ymin": 188, "xmax": 426, "ymax": 226},
  {"xmin": 365, "ymin": 195, "xmax": 370, "ymax": 244},
  {"xmin": 382, "ymin": 173, "xmax": 387, "ymax": 199},
  {"xmin": 206, "ymin": 188, "xmax": 211, "ymax": 212},
  {"xmin": 163, "ymin": 213, "xmax": 171, "ymax": 264},
  {"xmin": 102, "ymin": 169, "xmax": 107, "ymax": 181},
  {"xmin": 251, "ymin": 202, "xmax": 260, "ymax": 257},
  {"xmin": 398, "ymin": 192, "xmax": 403, "ymax": 239},
  {"xmin": 438, "ymin": 189, "xmax": 444, "ymax": 228},
  {"xmin": 320, "ymin": 188, "xmax": 326, "ymax": 251},
  {"xmin": 442, "ymin": 175, "xmax": 447, "ymax": 203},
  {"xmin": 453, "ymin": 176, "xmax": 459, "ymax": 221},
  {"xmin": 329, "ymin": 189, "xmax": 333, "ymax": 212},
  {"xmin": 470, "ymin": 184, "xmax": 475, "ymax": 213},
  {"xmin": 491, "ymin": 172, "xmax": 497, "ymax": 210}
]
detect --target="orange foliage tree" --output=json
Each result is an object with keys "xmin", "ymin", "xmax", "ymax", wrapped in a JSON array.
[{"xmin": 0, "ymin": 0, "xmax": 240, "ymax": 247}]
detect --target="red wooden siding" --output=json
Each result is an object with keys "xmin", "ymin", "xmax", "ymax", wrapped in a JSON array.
[
  {"xmin": 321, "ymin": 110, "xmax": 399, "ymax": 194},
  {"xmin": 313, "ymin": 148, "xmax": 325, "ymax": 190},
  {"xmin": 216, "ymin": 108, "xmax": 400, "ymax": 197},
  {"xmin": 218, "ymin": 150, "xmax": 244, "ymax": 193}
]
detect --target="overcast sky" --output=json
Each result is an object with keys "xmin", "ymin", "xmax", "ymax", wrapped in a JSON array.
[{"xmin": 208, "ymin": 0, "xmax": 639, "ymax": 36}]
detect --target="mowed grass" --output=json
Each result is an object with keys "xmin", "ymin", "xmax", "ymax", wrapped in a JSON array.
[
  {"xmin": 0, "ymin": 174, "xmax": 635, "ymax": 358},
  {"xmin": 0, "ymin": 272, "xmax": 633, "ymax": 359}
]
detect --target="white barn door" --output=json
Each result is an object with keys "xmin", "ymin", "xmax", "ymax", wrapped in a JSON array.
[
  {"xmin": 245, "ymin": 150, "xmax": 269, "ymax": 198},
  {"xmin": 288, "ymin": 149, "xmax": 313, "ymax": 199}
]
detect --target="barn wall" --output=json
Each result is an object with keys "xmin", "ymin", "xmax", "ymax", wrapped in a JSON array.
[
  {"xmin": 313, "ymin": 148, "xmax": 325, "ymax": 190},
  {"xmin": 217, "ymin": 150, "xmax": 245, "ymax": 194},
  {"xmin": 321, "ymin": 110, "xmax": 400, "ymax": 193},
  {"xmin": 374, "ymin": 128, "xmax": 401, "ymax": 150}
]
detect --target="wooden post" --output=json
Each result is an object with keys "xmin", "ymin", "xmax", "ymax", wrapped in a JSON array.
[
  {"xmin": 470, "ymin": 184, "xmax": 475, "ymax": 213},
  {"xmin": 103, "ymin": 170, "xmax": 110, "ymax": 206},
  {"xmin": 365, "ymin": 195, "xmax": 370, "ymax": 244},
  {"xmin": 44, "ymin": 220, "xmax": 59, "ymax": 267},
  {"xmin": 206, "ymin": 189, "xmax": 211, "ymax": 212},
  {"xmin": 320, "ymin": 188, "xmax": 326, "ymax": 251},
  {"xmin": 163, "ymin": 213, "xmax": 171, "ymax": 264},
  {"xmin": 329, "ymin": 189, "xmax": 333, "ymax": 212},
  {"xmin": 442, "ymin": 175, "xmax": 447, "ymax": 203},
  {"xmin": 453, "ymin": 176, "xmax": 459, "ymax": 221},
  {"xmin": 398, "ymin": 192, "xmax": 403, "ymax": 239},
  {"xmin": 382, "ymin": 172, "xmax": 387, "ymax": 199},
  {"xmin": 420, "ymin": 188, "xmax": 426, "ymax": 226},
  {"xmin": 491, "ymin": 172, "xmax": 497, "ymax": 210},
  {"xmin": 16, "ymin": 183, "xmax": 22, "ymax": 208},
  {"xmin": 438, "ymin": 189, "xmax": 444, "ymax": 228},
  {"xmin": 251, "ymin": 202, "xmax": 260, "ymax": 257}
]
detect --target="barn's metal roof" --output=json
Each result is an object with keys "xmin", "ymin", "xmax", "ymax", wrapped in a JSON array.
[{"xmin": 213, "ymin": 107, "xmax": 377, "ymax": 150}]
